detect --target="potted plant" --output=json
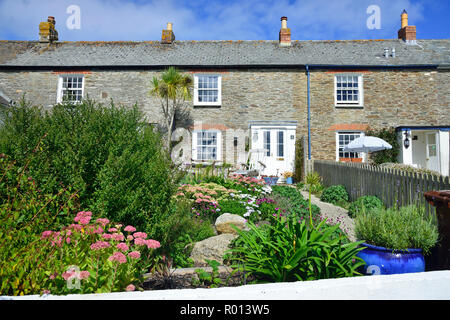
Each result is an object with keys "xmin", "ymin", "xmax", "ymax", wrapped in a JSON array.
[
  {"xmin": 354, "ymin": 204, "xmax": 439, "ymax": 275},
  {"xmin": 283, "ymin": 171, "xmax": 294, "ymax": 184},
  {"xmin": 261, "ymin": 175, "xmax": 278, "ymax": 186}
]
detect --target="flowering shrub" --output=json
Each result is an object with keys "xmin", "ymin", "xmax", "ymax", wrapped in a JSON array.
[
  {"xmin": 176, "ymin": 183, "xmax": 237, "ymax": 221},
  {"xmin": 226, "ymin": 174, "xmax": 270, "ymax": 196},
  {"xmin": 39, "ymin": 211, "xmax": 161, "ymax": 295}
]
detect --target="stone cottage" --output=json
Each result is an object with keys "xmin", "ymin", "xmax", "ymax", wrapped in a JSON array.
[{"xmin": 0, "ymin": 12, "xmax": 449, "ymax": 176}]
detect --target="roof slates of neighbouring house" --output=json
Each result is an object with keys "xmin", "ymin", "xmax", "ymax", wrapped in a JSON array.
[{"xmin": 0, "ymin": 39, "xmax": 449, "ymax": 68}]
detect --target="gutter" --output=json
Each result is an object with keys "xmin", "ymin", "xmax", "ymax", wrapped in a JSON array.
[{"xmin": 0, "ymin": 64, "xmax": 441, "ymax": 72}]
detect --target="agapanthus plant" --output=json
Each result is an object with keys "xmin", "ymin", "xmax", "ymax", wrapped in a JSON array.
[{"xmin": 39, "ymin": 211, "xmax": 161, "ymax": 295}]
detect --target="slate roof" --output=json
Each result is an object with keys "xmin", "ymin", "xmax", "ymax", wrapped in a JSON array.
[{"xmin": 1, "ymin": 39, "xmax": 449, "ymax": 68}]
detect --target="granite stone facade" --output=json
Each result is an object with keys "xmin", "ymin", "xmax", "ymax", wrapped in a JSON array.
[{"xmin": 0, "ymin": 67, "xmax": 449, "ymax": 166}]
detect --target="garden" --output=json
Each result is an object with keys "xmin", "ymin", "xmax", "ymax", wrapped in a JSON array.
[{"xmin": 0, "ymin": 98, "xmax": 440, "ymax": 296}]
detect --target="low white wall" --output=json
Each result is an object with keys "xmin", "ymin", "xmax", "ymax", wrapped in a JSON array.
[{"xmin": 2, "ymin": 270, "xmax": 450, "ymax": 300}]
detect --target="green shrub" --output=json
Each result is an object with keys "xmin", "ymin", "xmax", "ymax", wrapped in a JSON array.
[
  {"xmin": 0, "ymin": 99, "xmax": 177, "ymax": 234},
  {"xmin": 255, "ymin": 197, "xmax": 278, "ymax": 221},
  {"xmin": 227, "ymin": 215, "xmax": 365, "ymax": 282},
  {"xmin": 355, "ymin": 205, "xmax": 439, "ymax": 254},
  {"xmin": 320, "ymin": 185, "xmax": 349, "ymax": 205},
  {"xmin": 293, "ymin": 138, "xmax": 304, "ymax": 183},
  {"xmin": 270, "ymin": 186, "xmax": 321, "ymax": 220},
  {"xmin": 366, "ymin": 127, "xmax": 399, "ymax": 165},
  {"xmin": 150, "ymin": 199, "xmax": 215, "ymax": 268},
  {"xmin": 0, "ymin": 153, "xmax": 78, "ymax": 295},
  {"xmin": 218, "ymin": 199, "xmax": 247, "ymax": 216},
  {"xmin": 348, "ymin": 196, "xmax": 384, "ymax": 218}
]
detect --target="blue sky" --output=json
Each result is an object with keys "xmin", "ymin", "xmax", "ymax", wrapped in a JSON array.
[{"xmin": 0, "ymin": 0, "xmax": 449, "ymax": 41}]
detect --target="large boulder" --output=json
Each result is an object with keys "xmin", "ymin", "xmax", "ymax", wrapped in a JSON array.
[
  {"xmin": 215, "ymin": 213, "xmax": 248, "ymax": 235},
  {"xmin": 189, "ymin": 233, "xmax": 238, "ymax": 267}
]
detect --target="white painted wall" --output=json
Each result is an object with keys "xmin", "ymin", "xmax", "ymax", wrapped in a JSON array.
[
  {"xmin": 412, "ymin": 131, "xmax": 427, "ymax": 169},
  {"xmin": 4, "ymin": 271, "xmax": 450, "ymax": 300},
  {"xmin": 400, "ymin": 130, "xmax": 413, "ymax": 165}
]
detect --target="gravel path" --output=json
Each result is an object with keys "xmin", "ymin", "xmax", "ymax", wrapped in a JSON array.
[{"xmin": 300, "ymin": 191, "xmax": 356, "ymax": 242}]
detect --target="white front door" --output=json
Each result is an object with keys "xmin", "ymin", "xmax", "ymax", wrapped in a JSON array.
[
  {"xmin": 250, "ymin": 125, "xmax": 296, "ymax": 176},
  {"xmin": 426, "ymin": 132, "xmax": 440, "ymax": 172}
]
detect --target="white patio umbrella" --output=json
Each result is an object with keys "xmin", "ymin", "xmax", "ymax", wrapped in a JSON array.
[{"xmin": 343, "ymin": 136, "xmax": 392, "ymax": 153}]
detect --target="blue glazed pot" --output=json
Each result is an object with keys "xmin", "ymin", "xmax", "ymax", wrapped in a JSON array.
[
  {"xmin": 263, "ymin": 177, "xmax": 279, "ymax": 186},
  {"xmin": 286, "ymin": 177, "xmax": 293, "ymax": 184},
  {"xmin": 357, "ymin": 243, "xmax": 425, "ymax": 275}
]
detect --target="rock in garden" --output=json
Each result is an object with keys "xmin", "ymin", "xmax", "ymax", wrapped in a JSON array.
[
  {"xmin": 189, "ymin": 233, "xmax": 238, "ymax": 267},
  {"xmin": 215, "ymin": 213, "xmax": 248, "ymax": 234}
]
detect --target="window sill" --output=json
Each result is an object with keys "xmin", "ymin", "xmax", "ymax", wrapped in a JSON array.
[
  {"xmin": 193, "ymin": 104, "xmax": 222, "ymax": 108},
  {"xmin": 335, "ymin": 105, "xmax": 364, "ymax": 109}
]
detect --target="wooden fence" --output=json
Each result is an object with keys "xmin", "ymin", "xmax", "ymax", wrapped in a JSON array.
[{"xmin": 307, "ymin": 160, "xmax": 450, "ymax": 215}]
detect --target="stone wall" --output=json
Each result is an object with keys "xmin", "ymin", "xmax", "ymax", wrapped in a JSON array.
[{"xmin": 0, "ymin": 68, "xmax": 448, "ymax": 164}]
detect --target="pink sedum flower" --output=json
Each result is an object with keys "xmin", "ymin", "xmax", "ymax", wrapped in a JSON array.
[
  {"xmin": 134, "ymin": 237, "xmax": 146, "ymax": 246},
  {"xmin": 90, "ymin": 241, "xmax": 111, "ymax": 250},
  {"xmin": 112, "ymin": 233, "xmax": 125, "ymax": 241},
  {"xmin": 126, "ymin": 284, "xmax": 135, "ymax": 292},
  {"xmin": 133, "ymin": 232, "xmax": 147, "ymax": 239},
  {"xmin": 128, "ymin": 251, "xmax": 141, "ymax": 259},
  {"xmin": 145, "ymin": 239, "xmax": 161, "ymax": 249},
  {"xmin": 78, "ymin": 271, "xmax": 90, "ymax": 280},
  {"xmin": 96, "ymin": 218, "xmax": 110, "ymax": 226},
  {"xmin": 124, "ymin": 225, "xmax": 136, "ymax": 232},
  {"xmin": 102, "ymin": 233, "xmax": 113, "ymax": 240},
  {"xmin": 108, "ymin": 228, "xmax": 118, "ymax": 233},
  {"xmin": 74, "ymin": 211, "xmax": 92, "ymax": 225},
  {"xmin": 41, "ymin": 230, "xmax": 53, "ymax": 239},
  {"xmin": 117, "ymin": 242, "xmax": 129, "ymax": 252},
  {"xmin": 108, "ymin": 251, "xmax": 127, "ymax": 264}
]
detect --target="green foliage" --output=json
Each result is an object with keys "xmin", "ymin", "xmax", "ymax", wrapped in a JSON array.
[
  {"xmin": 355, "ymin": 204, "xmax": 439, "ymax": 254},
  {"xmin": 305, "ymin": 171, "xmax": 324, "ymax": 195},
  {"xmin": 149, "ymin": 199, "xmax": 215, "ymax": 268},
  {"xmin": 0, "ymin": 99, "xmax": 177, "ymax": 234},
  {"xmin": 271, "ymin": 185, "xmax": 321, "ymax": 220},
  {"xmin": 193, "ymin": 259, "xmax": 224, "ymax": 288},
  {"xmin": 150, "ymin": 67, "xmax": 193, "ymax": 150},
  {"xmin": 320, "ymin": 185, "xmax": 349, "ymax": 205},
  {"xmin": 366, "ymin": 127, "xmax": 400, "ymax": 165},
  {"xmin": 348, "ymin": 195, "xmax": 384, "ymax": 218},
  {"xmin": 218, "ymin": 199, "xmax": 247, "ymax": 216},
  {"xmin": 0, "ymin": 153, "xmax": 80, "ymax": 295},
  {"xmin": 227, "ymin": 215, "xmax": 365, "ymax": 282}
]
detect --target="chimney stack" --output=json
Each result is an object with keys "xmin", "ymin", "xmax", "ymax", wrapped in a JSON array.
[
  {"xmin": 279, "ymin": 16, "xmax": 291, "ymax": 46},
  {"xmin": 39, "ymin": 16, "xmax": 58, "ymax": 43},
  {"xmin": 398, "ymin": 10, "xmax": 416, "ymax": 42},
  {"xmin": 161, "ymin": 22, "xmax": 175, "ymax": 44}
]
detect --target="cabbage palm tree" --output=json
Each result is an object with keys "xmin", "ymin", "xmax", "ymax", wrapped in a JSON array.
[{"xmin": 150, "ymin": 67, "xmax": 192, "ymax": 151}]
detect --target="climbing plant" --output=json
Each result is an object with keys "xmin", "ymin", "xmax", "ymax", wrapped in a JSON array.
[{"xmin": 366, "ymin": 127, "xmax": 399, "ymax": 165}]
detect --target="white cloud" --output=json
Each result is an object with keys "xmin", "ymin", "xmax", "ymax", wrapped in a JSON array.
[{"xmin": 0, "ymin": 0, "xmax": 426, "ymax": 41}]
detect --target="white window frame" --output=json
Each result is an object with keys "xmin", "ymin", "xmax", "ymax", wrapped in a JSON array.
[
  {"xmin": 334, "ymin": 74, "xmax": 363, "ymax": 107},
  {"xmin": 193, "ymin": 74, "xmax": 222, "ymax": 106},
  {"xmin": 336, "ymin": 131, "xmax": 366, "ymax": 162},
  {"xmin": 56, "ymin": 74, "xmax": 85, "ymax": 104},
  {"xmin": 192, "ymin": 130, "xmax": 222, "ymax": 162}
]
